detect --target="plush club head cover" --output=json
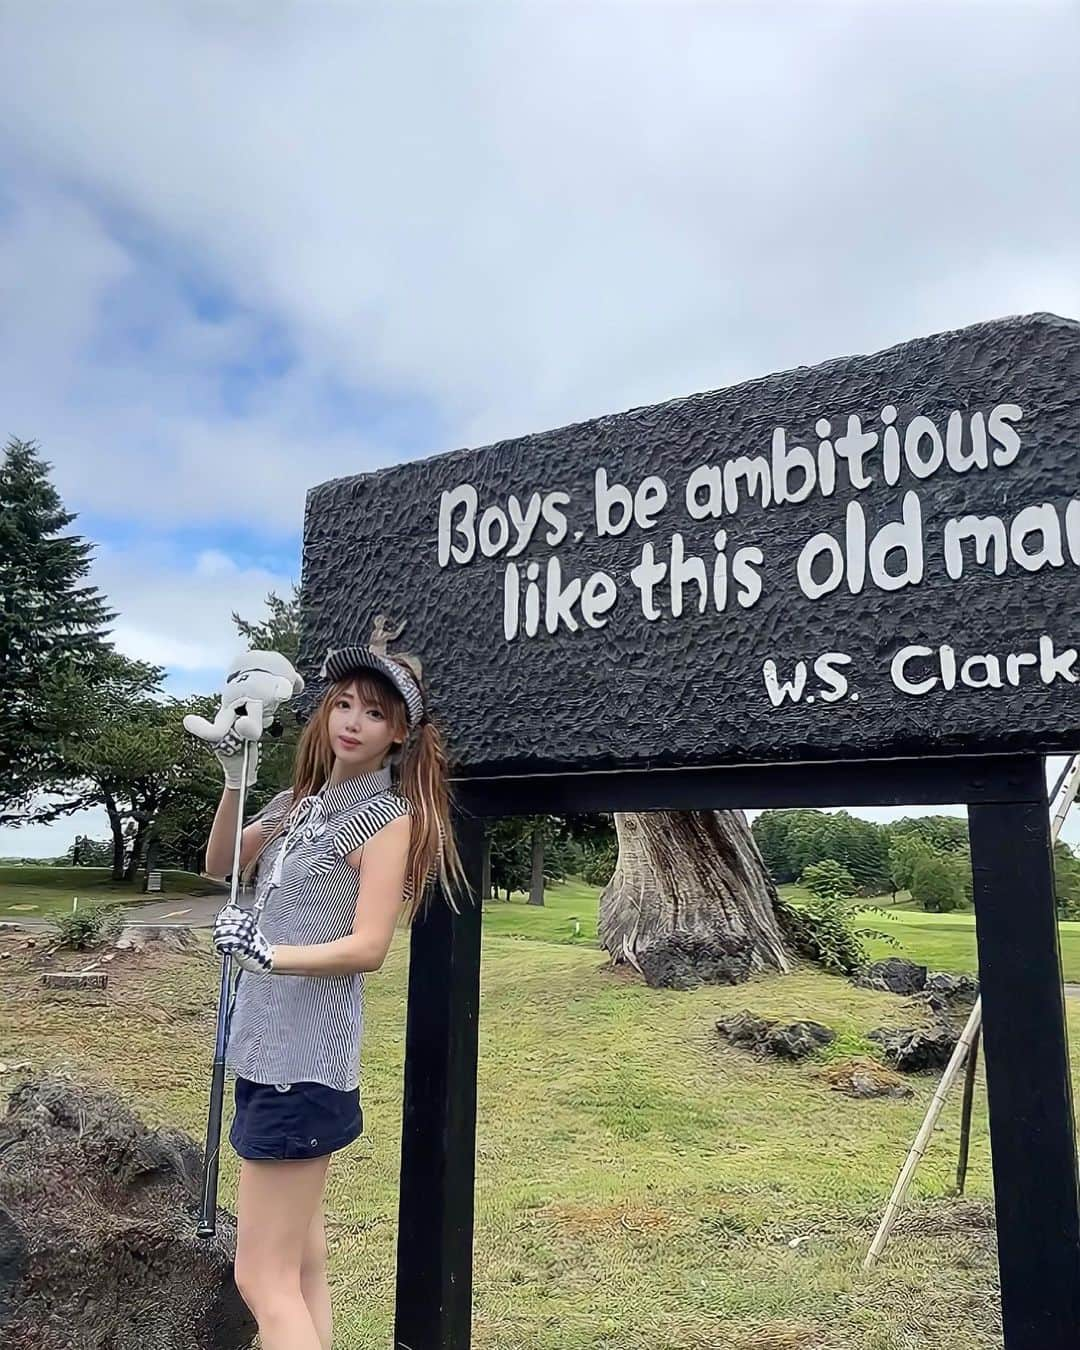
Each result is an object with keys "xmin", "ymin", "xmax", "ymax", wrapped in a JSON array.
[{"xmin": 183, "ymin": 650, "xmax": 305, "ymax": 747}]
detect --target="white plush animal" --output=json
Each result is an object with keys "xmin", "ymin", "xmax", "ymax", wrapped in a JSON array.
[{"xmin": 183, "ymin": 650, "xmax": 305, "ymax": 747}]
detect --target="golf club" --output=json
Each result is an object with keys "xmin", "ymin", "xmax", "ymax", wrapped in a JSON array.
[{"xmin": 196, "ymin": 736, "xmax": 254, "ymax": 1240}]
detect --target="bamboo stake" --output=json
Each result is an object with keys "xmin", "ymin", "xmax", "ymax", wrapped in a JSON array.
[
  {"xmin": 863, "ymin": 754, "xmax": 1080, "ymax": 1269},
  {"xmin": 955, "ymin": 1024, "xmax": 981, "ymax": 1195}
]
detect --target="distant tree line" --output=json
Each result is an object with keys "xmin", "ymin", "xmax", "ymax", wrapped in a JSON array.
[{"xmin": 752, "ymin": 806, "xmax": 1080, "ymax": 917}]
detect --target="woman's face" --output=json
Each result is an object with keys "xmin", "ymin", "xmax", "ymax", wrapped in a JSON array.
[{"xmin": 326, "ymin": 680, "xmax": 400, "ymax": 772}]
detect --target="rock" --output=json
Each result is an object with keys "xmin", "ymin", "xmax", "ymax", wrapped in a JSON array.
[
  {"xmin": 923, "ymin": 972, "xmax": 980, "ymax": 1008},
  {"xmin": 868, "ymin": 1023, "xmax": 960, "ymax": 1073},
  {"xmin": 820, "ymin": 1057, "xmax": 914, "ymax": 1099},
  {"xmin": 853, "ymin": 957, "xmax": 928, "ymax": 995},
  {"xmin": 717, "ymin": 1012, "xmax": 835, "ymax": 1060},
  {"xmin": 765, "ymin": 1021, "xmax": 836, "ymax": 1060},
  {"xmin": 716, "ymin": 1010, "xmax": 776, "ymax": 1051},
  {"xmin": 115, "ymin": 924, "xmax": 199, "ymax": 953},
  {"xmin": 0, "ymin": 1075, "xmax": 255, "ymax": 1349}
]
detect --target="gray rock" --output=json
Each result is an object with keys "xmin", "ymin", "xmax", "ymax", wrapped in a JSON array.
[
  {"xmin": 868, "ymin": 1023, "xmax": 960, "ymax": 1072},
  {"xmin": 846, "ymin": 1069, "xmax": 914, "ymax": 1099},
  {"xmin": 853, "ymin": 957, "xmax": 928, "ymax": 995},
  {"xmin": 765, "ymin": 1021, "xmax": 836, "ymax": 1060},
  {"xmin": 925, "ymin": 971, "xmax": 979, "ymax": 1001},
  {"xmin": 115, "ymin": 924, "xmax": 199, "ymax": 953},
  {"xmin": 715, "ymin": 1010, "xmax": 775, "ymax": 1051},
  {"xmin": 717, "ymin": 1012, "xmax": 835, "ymax": 1061}
]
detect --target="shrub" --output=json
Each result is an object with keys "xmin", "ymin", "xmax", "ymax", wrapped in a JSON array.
[
  {"xmin": 799, "ymin": 859, "xmax": 857, "ymax": 899},
  {"xmin": 775, "ymin": 891, "xmax": 897, "ymax": 976},
  {"xmin": 49, "ymin": 903, "xmax": 123, "ymax": 951},
  {"xmin": 580, "ymin": 839, "xmax": 617, "ymax": 887}
]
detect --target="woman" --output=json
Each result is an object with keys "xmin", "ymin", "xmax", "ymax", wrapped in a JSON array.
[{"xmin": 202, "ymin": 642, "xmax": 465, "ymax": 1350}]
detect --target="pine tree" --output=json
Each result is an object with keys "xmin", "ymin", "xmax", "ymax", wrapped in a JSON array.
[{"xmin": 0, "ymin": 439, "xmax": 115, "ymax": 817}]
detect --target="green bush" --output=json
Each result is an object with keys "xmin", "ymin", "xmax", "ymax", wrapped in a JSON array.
[
  {"xmin": 49, "ymin": 903, "xmax": 123, "ymax": 951},
  {"xmin": 774, "ymin": 891, "xmax": 897, "ymax": 976},
  {"xmin": 799, "ymin": 859, "xmax": 857, "ymax": 899},
  {"xmin": 774, "ymin": 892, "xmax": 867, "ymax": 975}
]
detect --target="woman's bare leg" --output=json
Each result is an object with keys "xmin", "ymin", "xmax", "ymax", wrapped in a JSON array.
[
  {"xmin": 234, "ymin": 1156, "xmax": 331, "ymax": 1350},
  {"xmin": 301, "ymin": 1198, "xmax": 333, "ymax": 1350}
]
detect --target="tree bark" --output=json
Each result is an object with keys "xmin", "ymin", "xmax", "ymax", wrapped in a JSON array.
[
  {"xmin": 141, "ymin": 835, "xmax": 160, "ymax": 891},
  {"xmin": 481, "ymin": 836, "xmax": 492, "ymax": 907},
  {"xmin": 599, "ymin": 809, "xmax": 792, "ymax": 988},
  {"xmin": 124, "ymin": 822, "xmax": 148, "ymax": 884},
  {"xmin": 104, "ymin": 792, "xmax": 125, "ymax": 882},
  {"xmin": 528, "ymin": 824, "xmax": 545, "ymax": 906}
]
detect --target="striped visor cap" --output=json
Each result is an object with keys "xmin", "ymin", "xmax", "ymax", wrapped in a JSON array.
[{"xmin": 319, "ymin": 645, "xmax": 425, "ymax": 728}]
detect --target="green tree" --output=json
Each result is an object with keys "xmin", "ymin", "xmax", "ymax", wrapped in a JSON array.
[
  {"xmin": 486, "ymin": 816, "xmax": 570, "ymax": 900},
  {"xmin": 37, "ymin": 652, "xmax": 215, "ymax": 882},
  {"xmin": 800, "ymin": 858, "xmax": 857, "ymax": 899},
  {"xmin": 910, "ymin": 853, "xmax": 964, "ymax": 913},
  {"xmin": 888, "ymin": 831, "xmax": 933, "ymax": 895},
  {"xmin": 890, "ymin": 814, "xmax": 969, "ymax": 853},
  {"xmin": 231, "ymin": 584, "xmax": 303, "ymax": 811},
  {"xmin": 0, "ymin": 439, "xmax": 115, "ymax": 817},
  {"xmin": 66, "ymin": 835, "xmax": 114, "ymax": 867},
  {"xmin": 1054, "ymin": 841, "xmax": 1080, "ymax": 918},
  {"xmin": 753, "ymin": 808, "xmax": 891, "ymax": 893}
]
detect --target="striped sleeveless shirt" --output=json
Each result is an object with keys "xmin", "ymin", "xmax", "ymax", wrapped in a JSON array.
[{"xmin": 225, "ymin": 766, "xmax": 411, "ymax": 1092}]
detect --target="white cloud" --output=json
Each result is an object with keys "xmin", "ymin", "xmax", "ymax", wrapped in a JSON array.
[
  {"xmin": 90, "ymin": 542, "xmax": 295, "ymax": 680},
  {"xmin": 2, "ymin": 5, "xmax": 1078, "ymax": 857},
  {"xmin": 1, "ymin": 4, "xmax": 1078, "ymax": 530},
  {"xmin": 194, "ymin": 550, "xmax": 238, "ymax": 578}
]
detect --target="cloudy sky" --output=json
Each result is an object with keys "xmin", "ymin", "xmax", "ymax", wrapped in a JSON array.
[{"xmin": 2, "ymin": 3, "xmax": 1079, "ymax": 856}]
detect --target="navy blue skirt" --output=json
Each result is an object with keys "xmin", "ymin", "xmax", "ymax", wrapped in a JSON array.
[{"xmin": 229, "ymin": 1077, "xmax": 363, "ymax": 1161}]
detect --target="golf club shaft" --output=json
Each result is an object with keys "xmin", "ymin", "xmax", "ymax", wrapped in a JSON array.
[{"xmin": 196, "ymin": 738, "xmax": 252, "ymax": 1239}]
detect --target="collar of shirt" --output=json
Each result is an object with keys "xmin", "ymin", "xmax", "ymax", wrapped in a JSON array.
[{"xmin": 316, "ymin": 765, "xmax": 393, "ymax": 816}]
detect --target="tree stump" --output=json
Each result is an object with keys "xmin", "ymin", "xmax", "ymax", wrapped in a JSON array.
[
  {"xmin": 599, "ymin": 809, "xmax": 791, "ymax": 987},
  {"xmin": 0, "ymin": 1075, "xmax": 255, "ymax": 1349},
  {"xmin": 114, "ymin": 924, "xmax": 199, "ymax": 953},
  {"xmin": 40, "ymin": 972, "xmax": 108, "ymax": 993}
]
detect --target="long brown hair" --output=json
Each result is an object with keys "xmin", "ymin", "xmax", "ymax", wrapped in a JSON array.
[{"xmin": 247, "ymin": 661, "xmax": 469, "ymax": 925}]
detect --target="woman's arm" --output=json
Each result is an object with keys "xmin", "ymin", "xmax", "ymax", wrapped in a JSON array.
[
  {"xmin": 203, "ymin": 788, "xmax": 268, "ymax": 880},
  {"xmin": 273, "ymin": 814, "xmax": 412, "ymax": 976}
]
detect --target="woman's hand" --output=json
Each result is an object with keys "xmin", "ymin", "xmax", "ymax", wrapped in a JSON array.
[
  {"xmin": 212, "ymin": 731, "xmax": 261, "ymax": 791},
  {"xmin": 213, "ymin": 904, "xmax": 275, "ymax": 973}
]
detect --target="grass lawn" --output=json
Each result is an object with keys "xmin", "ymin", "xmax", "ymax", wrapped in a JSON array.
[
  {"xmin": 492, "ymin": 879, "xmax": 1080, "ymax": 984},
  {"xmin": 4, "ymin": 878, "xmax": 1060, "ymax": 1348},
  {"xmin": 0, "ymin": 865, "xmax": 222, "ymax": 920}
]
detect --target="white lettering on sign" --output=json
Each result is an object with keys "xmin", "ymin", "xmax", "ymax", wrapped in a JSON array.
[{"xmin": 432, "ymin": 398, "xmax": 1080, "ymax": 727}]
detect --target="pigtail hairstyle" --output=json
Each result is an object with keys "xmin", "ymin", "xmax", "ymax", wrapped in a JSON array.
[{"xmin": 388, "ymin": 653, "xmax": 470, "ymax": 924}]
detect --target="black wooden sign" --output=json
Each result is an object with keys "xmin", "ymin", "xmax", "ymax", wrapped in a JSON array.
[{"xmin": 299, "ymin": 313, "xmax": 1080, "ymax": 776}]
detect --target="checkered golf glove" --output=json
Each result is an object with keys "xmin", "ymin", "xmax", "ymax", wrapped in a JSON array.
[{"xmin": 213, "ymin": 904, "xmax": 275, "ymax": 974}]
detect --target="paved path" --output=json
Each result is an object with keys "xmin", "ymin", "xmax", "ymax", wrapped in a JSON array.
[{"xmin": 5, "ymin": 895, "xmax": 224, "ymax": 930}]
